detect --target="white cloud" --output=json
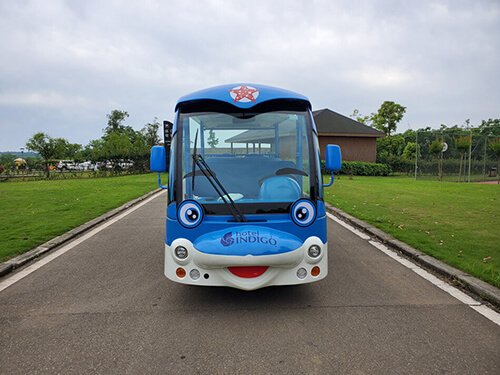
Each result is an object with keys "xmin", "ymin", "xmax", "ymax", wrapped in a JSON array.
[
  {"xmin": 0, "ymin": 0, "xmax": 499, "ymax": 150},
  {"xmin": 0, "ymin": 91, "xmax": 92, "ymax": 109}
]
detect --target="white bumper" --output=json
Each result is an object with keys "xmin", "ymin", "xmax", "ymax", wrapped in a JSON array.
[{"xmin": 164, "ymin": 236, "xmax": 328, "ymax": 290}]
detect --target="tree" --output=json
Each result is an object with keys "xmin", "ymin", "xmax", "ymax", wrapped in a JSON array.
[
  {"xmin": 51, "ymin": 138, "xmax": 82, "ymax": 160},
  {"xmin": 0, "ymin": 153, "xmax": 16, "ymax": 170},
  {"xmin": 66, "ymin": 142, "xmax": 83, "ymax": 160},
  {"xmin": 429, "ymin": 138, "xmax": 445, "ymax": 181},
  {"xmin": 489, "ymin": 137, "xmax": 500, "ymax": 184},
  {"xmin": 402, "ymin": 142, "xmax": 420, "ymax": 161},
  {"xmin": 207, "ymin": 129, "xmax": 219, "ymax": 148},
  {"xmin": 26, "ymin": 132, "xmax": 79, "ymax": 177},
  {"xmin": 376, "ymin": 135, "xmax": 405, "ymax": 157},
  {"xmin": 349, "ymin": 109, "xmax": 371, "ymax": 125},
  {"xmin": 478, "ymin": 119, "xmax": 500, "ymax": 136},
  {"xmin": 129, "ymin": 134, "xmax": 150, "ymax": 172},
  {"xmin": 453, "ymin": 135, "xmax": 471, "ymax": 182},
  {"xmin": 99, "ymin": 110, "xmax": 152, "ymax": 172},
  {"xmin": 141, "ymin": 117, "xmax": 161, "ymax": 147},
  {"xmin": 25, "ymin": 156, "xmax": 42, "ymax": 171},
  {"xmin": 89, "ymin": 116, "xmax": 151, "ymax": 172},
  {"xmin": 105, "ymin": 110, "xmax": 131, "ymax": 136},
  {"xmin": 80, "ymin": 139, "xmax": 105, "ymax": 164},
  {"xmin": 371, "ymin": 101, "xmax": 406, "ymax": 136},
  {"xmin": 102, "ymin": 132, "xmax": 132, "ymax": 171},
  {"xmin": 26, "ymin": 133, "xmax": 59, "ymax": 177}
]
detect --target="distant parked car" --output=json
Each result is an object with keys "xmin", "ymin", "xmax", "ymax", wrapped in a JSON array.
[
  {"xmin": 77, "ymin": 161, "xmax": 94, "ymax": 171},
  {"xmin": 57, "ymin": 160, "xmax": 77, "ymax": 171},
  {"xmin": 119, "ymin": 161, "xmax": 134, "ymax": 170}
]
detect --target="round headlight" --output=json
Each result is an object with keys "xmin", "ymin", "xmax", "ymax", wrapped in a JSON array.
[
  {"xmin": 297, "ymin": 267, "xmax": 307, "ymax": 279},
  {"xmin": 308, "ymin": 245, "xmax": 321, "ymax": 258},
  {"xmin": 174, "ymin": 246, "xmax": 188, "ymax": 259},
  {"xmin": 190, "ymin": 269, "xmax": 200, "ymax": 280}
]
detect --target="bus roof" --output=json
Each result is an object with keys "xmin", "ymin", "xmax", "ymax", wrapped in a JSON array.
[{"xmin": 175, "ymin": 83, "xmax": 311, "ymax": 111}]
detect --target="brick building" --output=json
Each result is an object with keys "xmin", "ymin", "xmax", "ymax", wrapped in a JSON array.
[{"xmin": 313, "ymin": 109, "xmax": 385, "ymax": 163}]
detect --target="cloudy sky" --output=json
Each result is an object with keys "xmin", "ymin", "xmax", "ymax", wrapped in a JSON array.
[{"xmin": 1, "ymin": 0, "xmax": 499, "ymax": 152}]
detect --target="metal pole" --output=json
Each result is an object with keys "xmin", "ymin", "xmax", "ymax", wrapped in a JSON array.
[
  {"xmin": 20, "ymin": 147, "xmax": 24, "ymax": 177},
  {"xmin": 415, "ymin": 131, "xmax": 418, "ymax": 180},
  {"xmin": 441, "ymin": 149, "xmax": 443, "ymax": 181},
  {"xmin": 468, "ymin": 129, "xmax": 472, "ymax": 183},
  {"xmin": 440, "ymin": 133, "xmax": 443, "ymax": 182},
  {"xmin": 483, "ymin": 135, "xmax": 487, "ymax": 182}
]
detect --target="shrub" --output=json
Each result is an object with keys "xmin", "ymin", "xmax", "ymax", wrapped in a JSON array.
[
  {"xmin": 321, "ymin": 160, "xmax": 391, "ymax": 176},
  {"xmin": 377, "ymin": 154, "xmax": 414, "ymax": 174}
]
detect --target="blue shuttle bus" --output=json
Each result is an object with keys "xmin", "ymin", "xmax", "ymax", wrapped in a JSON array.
[{"xmin": 150, "ymin": 84, "xmax": 341, "ymax": 290}]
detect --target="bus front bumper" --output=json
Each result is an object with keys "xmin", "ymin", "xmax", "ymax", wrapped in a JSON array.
[{"xmin": 164, "ymin": 236, "xmax": 328, "ymax": 290}]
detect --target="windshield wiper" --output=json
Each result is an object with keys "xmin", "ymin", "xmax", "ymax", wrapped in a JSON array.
[
  {"xmin": 191, "ymin": 129, "xmax": 198, "ymax": 192},
  {"xmin": 189, "ymin": 129, "xmax": 247, "ymax": 223}
]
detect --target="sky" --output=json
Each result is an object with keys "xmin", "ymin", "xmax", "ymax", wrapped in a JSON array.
[{"xmin": 1, "ymin": 0, "xmax": 499, "ymax": 152}]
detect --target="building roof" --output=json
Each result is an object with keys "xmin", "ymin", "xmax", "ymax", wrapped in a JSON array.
[{"xmin": 312, "ymin": 108, "xmax": 385, "ymax": 138}]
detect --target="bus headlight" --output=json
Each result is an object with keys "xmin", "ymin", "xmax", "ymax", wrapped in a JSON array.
[
  {"xmin": 190, "ymin": 269, "xmax": 200, "ymax": 280},
  {"xmin": 174, "ymin": 246, "xmax": 188, "ymax": 259},
  {"xmin": 297, "ymin": 268, "xmax": 307, "ymax": 279},
  {"xmin": 308, "ymin": 245, "xmax": 321, "ymax": 258}
]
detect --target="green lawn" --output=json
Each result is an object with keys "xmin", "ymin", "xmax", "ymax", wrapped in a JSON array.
[
  {"xmin": 0, "ymin": 174, "xmax": 161, "ymax": 261},
  {"xmin": 324, "ymin": 176, "xmax": 499, "ymax": 287}
]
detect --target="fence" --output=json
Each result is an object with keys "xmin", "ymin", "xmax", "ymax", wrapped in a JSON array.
[
  {"xmin": 0, "ymin": 168, "xmax": 148, "ymax": 182},
  {"xmin": 414, "ymin": 131, "xmax": 498, "ymax": 182}
]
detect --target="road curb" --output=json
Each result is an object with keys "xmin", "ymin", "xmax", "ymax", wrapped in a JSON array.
[
  {"xmin": 325, "ymin": 203, "xmax": 500, "ymax": 309},
  {"xmin": 0, "ymin": 188, "xmax": 163, "ymax": 278}
]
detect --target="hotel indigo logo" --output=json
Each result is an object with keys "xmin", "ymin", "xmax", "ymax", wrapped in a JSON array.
[{"xmin": 220, "ymin": 230, "xmax": 277, "ymax": 247}]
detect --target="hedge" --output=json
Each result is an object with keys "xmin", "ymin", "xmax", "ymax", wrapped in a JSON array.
[{"xmin": 321, "ymin": 160, "xmax": 391, "ymax": 176}]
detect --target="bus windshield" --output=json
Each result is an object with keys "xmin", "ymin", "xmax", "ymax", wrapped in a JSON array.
[{"xmin": 177, "ymin": 110, "xmax": 319, "ymax": 215}]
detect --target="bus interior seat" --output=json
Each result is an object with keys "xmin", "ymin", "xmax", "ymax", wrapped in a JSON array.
[{"xmin": 258, "ymin": 176, "xmax": 301, "ymax": 201}]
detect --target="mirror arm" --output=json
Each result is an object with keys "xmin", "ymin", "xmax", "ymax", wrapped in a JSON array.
[
  {"xmin": 157, "ymin": 172, "xmax": 168, "ymax": 190},
  {"xmin": 323, "ymin": 170, "xmax": 334, "ymax": 187}
]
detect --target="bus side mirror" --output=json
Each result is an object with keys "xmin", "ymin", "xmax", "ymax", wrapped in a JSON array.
[
  {"xmin": 150, "ymin": 145, "xmax": 167, "ymax": 172},
  {"xmin": 323, "ymin": 145, "xmax": 341, "ymax": 187},
  {"xmin": 325, "ymin": 144, "xmax": 342, "ymax": 172}
]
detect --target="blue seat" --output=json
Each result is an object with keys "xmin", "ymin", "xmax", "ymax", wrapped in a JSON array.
[{"xmin": 258, "ymin": 176, "xmax": 301, "ymax": 201}]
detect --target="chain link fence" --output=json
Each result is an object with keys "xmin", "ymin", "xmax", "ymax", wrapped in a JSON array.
[{"xmin": 413, "ymin": 131, "xmax": 498, "ymax": 182}]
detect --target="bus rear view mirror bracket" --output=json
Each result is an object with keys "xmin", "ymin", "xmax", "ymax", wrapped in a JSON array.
[{"xmin": 323, "ymin": 144, "xmax": 342, "ymax": 187}]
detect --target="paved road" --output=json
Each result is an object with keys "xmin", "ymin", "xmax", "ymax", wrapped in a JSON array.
[{"xmin": 1, "ymin": 191, "xmax": 499, "ymax": 374}]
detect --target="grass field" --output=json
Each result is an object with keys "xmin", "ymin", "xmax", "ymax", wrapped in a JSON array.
[
  {"xmin": 0, "ymin": 174, "xmax": 161, "ymax": 261},
  {"xmin": 324, "ymin": 176, "xmax": 499, "ymax": 287}
]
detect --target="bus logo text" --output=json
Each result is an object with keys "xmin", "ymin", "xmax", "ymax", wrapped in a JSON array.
[{"xmin": 220, "ymin": 230, "xmax": 277, "ymax": 247}]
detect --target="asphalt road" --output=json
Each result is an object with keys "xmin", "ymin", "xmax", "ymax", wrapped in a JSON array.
[{"xmin": 1, "ymin": 191, "xmax": 499, "ymax": 374}]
